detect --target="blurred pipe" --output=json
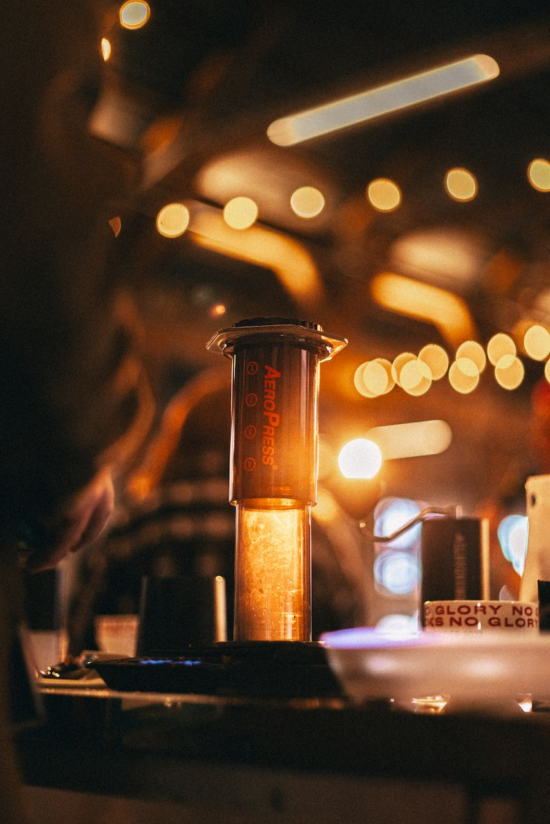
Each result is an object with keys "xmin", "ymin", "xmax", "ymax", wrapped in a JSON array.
[
  {"xmin": 188, "ymin": 201, "xmax": 325, "ymax": 308},
  {"xmin": 370, "ymin": 272, "xmax": 477, "ymax": 350},
  {"xmin": 126, "ymin": 366, "xmax": 229, "ymax": 502}
]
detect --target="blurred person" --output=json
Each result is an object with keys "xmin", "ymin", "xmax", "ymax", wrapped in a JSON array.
[
  {"xmin": 0, "ymin": 4, "xmax": 155, "ymax": 821},
  {"xmin": 0, "ymin": 3, "xmax": 274, "ymax": 818}
]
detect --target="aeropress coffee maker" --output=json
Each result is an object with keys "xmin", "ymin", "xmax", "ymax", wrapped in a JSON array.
[{"xmin": 93, "ymin": 318, "xmax": 348, "ymax": 696}]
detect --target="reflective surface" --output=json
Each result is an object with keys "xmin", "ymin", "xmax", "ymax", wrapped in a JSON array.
[{"xmin": 321, "ymin": 628, "xmax": 550, "ymax": 713}]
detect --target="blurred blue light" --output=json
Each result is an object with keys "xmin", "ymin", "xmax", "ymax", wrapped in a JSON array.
[
  {"xmin": 374, "ymin": 497, "xmax": 421, "ymax": 550},
  {"xmin": 497, "ymin": 514, "xmax": 528, "ymax": 576},
  {"xmin": 374, "ymin": 549, "xmax": 419, "ymax": 595}
]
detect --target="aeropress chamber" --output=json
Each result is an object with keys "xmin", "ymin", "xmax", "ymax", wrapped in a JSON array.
[{"xmin": 209, "ymin": 317, "xmax": 347, "ymax": 643}]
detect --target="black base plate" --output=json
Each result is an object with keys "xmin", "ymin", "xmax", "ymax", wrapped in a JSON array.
[{"xmin": 91, "ymin": 641, "xmax": 343, "ymax": 698}]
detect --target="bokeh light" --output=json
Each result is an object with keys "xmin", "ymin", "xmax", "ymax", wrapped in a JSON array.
[
  {"xmin": 374, "ymin": 551, "xmax": 419, "ymax": 596},
  {"xmin": 497, "ymin": 514, "xmax": 528, "ymax": 575},
  {"xmin": 528, "ymin": 158, "xmax": 550, "ymax": 192},
  {"xmin": 456, "ymin": 340, "xmax": 486, "ymax": 373},
  {"xmin": 314, "ymin": 489, "xmax": 341, "ymax": 523},
  {"xmin": 487, "ymin": 332, "xmax": 516, "ymax": 366},
  {"xmin": 354, "ymin": 363, "xmax": 377, "ymax": 398},
  {"xmin": 119, "ymin": 1, "xmax": 150, "ymax": 29},
  {"xmin": 444, "ymin": 167, "xmax": 478, "ymax": 202},
  {"xmin": 448, "ymin": 361, "xmax": 479, "ymax": 393},
  {"xmin": 101, "ymin": 38, "xmax": 111, "ymax": 61},
  {"xmin": 354, "ymin": 359, "xmax": 395, "ymax": 398},
  {"xmin": 317, "ymin": 437, "xmax": 336, "ymax": 482},
  {"xmin": 367, "ymin": 420, "xmax": 452, "ymax": 460},
  {"xmin": 400, "ymin": 359, "xmax": 428, "ymax": 389},
  {"xmin": 374, "ymin": 497, "xmax": 421, "ymax": 550},
  {"xmin": 456, "ymin": 357, "xmax": 478, "ymax": 377},
  {"xmin": 338, "ymin": 439, "xmax": 383, "ymax": 479},
  {"xmin": 367, "ymin": 178, "xmax": 402, "ymax": 212},
  {"xmin": 156, "ymin": 203, "xmax": 190, "ymax": 238},
  {"xmin": 223, "ymin": 197, "xmax": 258, "ymax": 230},
  {"xmin": 400, "ymin": 359, "xmax": 432, "ymax": 396},
  {"xmin": 290, "ymin": 186, "xmax": 325, "ymax": 218},
  {"xmin": 494, "ymin": 356, "xmax": 525, "ymax": 390},
  {"xmin": 208, "ymin": 303, "xmax": 226, "ymax": 318},
  {"xmin": 545, "ymin": 360, "xmax": 550, "ymax": 384},
  {"xmin": 373, "ymin": 358, "xmax": 395, "ymax": 394},
  {"xmin": 361, "ymin": 360, "xmax": 389, "ymax": 396},
  {"xmin": 418, "ymin": 344, "xmax": 449, "ymax": 380},
  {"xmin": 391, "ymin": 352, "xmax": 416, "ymax": 385},
  {"xmin": 524, "ymin": 324, "xmax": 550, "ymax": 360}
]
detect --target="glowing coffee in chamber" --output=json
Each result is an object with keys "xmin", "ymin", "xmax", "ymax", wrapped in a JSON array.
[
  {"xmin": 235, "ymin": 502, "xmax": 310, "ymax": 640},
  {"xmin": 208, "ymin": 318, "xmax": 346, "ymax": 642}
]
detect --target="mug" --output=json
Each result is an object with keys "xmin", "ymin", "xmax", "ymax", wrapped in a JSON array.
[
  {"xmin": 424, "ymin": 600, "xmax": 539, "ymax": 632},
  {"xmin": 520, "ymin": 474, "xmax": 550, "ymax": 603},
  {"xmin": 136, "ymin": 575, "xmax": 227, "ymax": 656}
]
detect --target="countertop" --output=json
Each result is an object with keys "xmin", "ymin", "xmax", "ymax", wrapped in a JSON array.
[{"xmin": 16, "ymin": 679, "xmax": 550, "ymax": 824}]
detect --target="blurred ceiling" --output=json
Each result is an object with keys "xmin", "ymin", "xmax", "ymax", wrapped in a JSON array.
[{"xmin": 95, "ymin": 0, "xmax": 550, "ymax": 506}]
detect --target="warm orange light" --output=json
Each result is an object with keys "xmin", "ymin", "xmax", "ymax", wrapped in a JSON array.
[
  {"xmin": 391, "ymin": 352, "xmax": 417, "ymax": 386},
  {"xmin": 524, "ymin": 324, "xmax": 550, "ymax": 360},
  {"xmin": 528, "ymin": 159, "xmax": 550, "ymax": 192},
  {"xmin": 456, "ymin": 340, "xmax": 486, "ymax": 373},
  {"xmin": 156, "ymin": 203, "xmax": 190, "ymax": 238},
  {"xmin": 401, "ymin": 359, "xmax": 432, "ymax": 396},
  {"xmin": 403, "ymin": 379, "xmax": 432, "ymax": 397},
  {"xmin": 495, "ymin": 356, "xmax": 524, "ymax": 390},
  {"xmin": 400, "ymin": 359, "xmax": 431, "ymax": 391},
  {"xmin": 236, "ymin": 505, "xmax": 309, "ymax": 641},
  {"xmin": 355, "ymin": 358, "xmax": 395, "ymax": 397},
  {"xmin": 189, "ymin": 201, "xmax": 324, "ymax": 306},
  {"xmin": 108, "ymin": 216, "xmax": 122, "ymax": 237},
  {"xmin": 367, "ymin": 178, "xmax": 401, "ymax": 212},
  {"xmin": 418, "ymin": 344, "xmax": 449, "ymax": 380},
  {"xmin": 209, "ymin": 303, "xmax": 227, "ymax": 318},
  {"xmin": 126, "ymin": 369, "xmax": 228, "ymax": 502},
  {"xmin": 362, "ymin": 360, "xmax": 389, "ymax": 396},
  {"xmin": 367, "ymin": 420, "xmax": 452, "ymax": 459},
  {"xmin": 290, "ymin": 186, "xmax": 325, "ymax": 218},
  {"xmin": 119, "ymin": 1, "xmax": 150, "ymax": 29},
  {"xmin": 495, "ymin": 354, "xmax": 515, "ymax": 370},
  {"xmin": 449, "ymin": 361, "xmax": 479, "ymax": 393},
  {"xmin": 101, "ymin": 38, "xmax": 111, "ymax": 61},
  {"xmin": 456, "ymin": 357, "xmax": 478, "ymax": 377},
  {"xmin": 391, "ymin": 227, "xmax": 485, "ymax": 288},
  {"xmin": 354, "ymin": 363, "xmax": 376, "ymax": 398},
  {"xmin": 223, "ymin": 197, "xmax": 258, "ymax": 230},
  {"xmin": 487, "ymin": 333, "xmax": 516, "ymax": 366},
  {"xmin": 445, "ymin": 168, "xmax": 478, "ymax": 202},
  {"xmin": 545, "ymin": 360, "xmax": 550, "ymax": 384},
  {"xmin": 314, "ymin": 489, "xmax": 341, "ymax": 524},
  {"xmin": 371, "ymin": 273, "xmax": 477, "ymax": 348},
  {"xmin": 373, "ymin": 358, "xmax": 395, "ymax": 394}
]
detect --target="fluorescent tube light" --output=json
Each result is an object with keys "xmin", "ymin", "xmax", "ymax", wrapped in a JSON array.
[{"xmin": 267, "ymin": 54, "xmax": 499, "ymax": 146}]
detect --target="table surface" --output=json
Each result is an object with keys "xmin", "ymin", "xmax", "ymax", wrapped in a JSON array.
[{"xmin": 18, "ymin": 681, "xmax": 550, "ymax": 824}]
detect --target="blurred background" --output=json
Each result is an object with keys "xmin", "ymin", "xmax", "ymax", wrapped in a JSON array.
[{"xmin": 59, "ymin": 0, "xmax": 550, "ymax": 647}]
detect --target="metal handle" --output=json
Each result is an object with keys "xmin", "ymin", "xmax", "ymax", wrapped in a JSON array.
[{"xmin": 361, "ymin": 505, "xmax": 459, "ymax": 543}]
